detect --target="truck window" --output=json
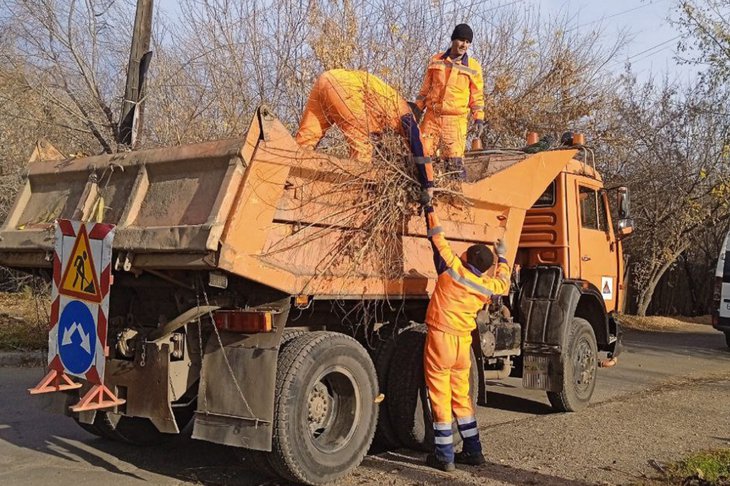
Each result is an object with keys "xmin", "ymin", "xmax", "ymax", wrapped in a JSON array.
[
  {"xmin": 579, "ymin": 186, "xmax": 599, "ymax": 229},
  {"xmin": 598, "ymin": 192, "xmax": 609, "ymax": 231},
  {"xmin": 532, "ymin": 181, "xmax": 556, "ymax": 208}
]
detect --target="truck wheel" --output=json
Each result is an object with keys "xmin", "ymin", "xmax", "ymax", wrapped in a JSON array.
[
  {"xmin": 386, "ymin": 325, "xmax": 477, "ymax": 452},
  {"xmin": 96, "ymin": 414, "xmax": 169, "ymax": 444},
  {"xmin": 72, "ymin": 414, "xmax": 106, "ymax": 438},
  {"xmin": 370, "ymin": 334, "xmax": 401, "ymax": 450},
  {"xmin": 725, "ymin": 332, "xmax": 730, "ymax": 348},
  {"xmin": 267, "ymin": 332, "xmax": 378, "ymax": 485},
  {"xmin": 547, "ymin": 317, "xmax": 597, "ymax": 412}
]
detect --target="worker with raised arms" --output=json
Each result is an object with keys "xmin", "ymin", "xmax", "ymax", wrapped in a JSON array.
[{"xmin": 415, "ymin": 157, "xmax": 511, "ymax": 472}]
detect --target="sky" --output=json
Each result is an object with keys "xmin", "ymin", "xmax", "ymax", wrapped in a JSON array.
[
  {"xmin": 156, "ymin": 0, "xmax": 697, "ymax": 82},
  {"xmin": 537, "ymin": 0, "xmax": 696, "ymax": 82}
]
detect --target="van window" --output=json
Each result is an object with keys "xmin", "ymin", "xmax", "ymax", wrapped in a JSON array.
[
  {"xmin": 579, "ymin": 186, "xmax": 599, "ymax": 229},
  {"xmin": 723, "ymin": 251, "xmax": 730, "ymax": 282}
]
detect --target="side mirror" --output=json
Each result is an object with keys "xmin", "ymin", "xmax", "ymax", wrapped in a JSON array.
[
  {"xmin": 616, "ymin": 186, "xmax": 634, "ymax": 238},
  {"xmin": 617, "ymin": 217, "xmax": 634, "ymax": 237},
  {"xmin": 618, "ymin": 186, "xmax": 630, "ymax": 219}
]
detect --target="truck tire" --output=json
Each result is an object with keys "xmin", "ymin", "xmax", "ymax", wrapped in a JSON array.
[
  {"xmin": 267, "ymin": 332, "xmax": 378, "ymax": 485},
  {"xmin": 72, "ymin": 414, "xmax": 107, "ymax": 438},
  {"xmin": 547, "ymin": 317, "xmax": 597, "ymax": 412},
  {"xmin": 370, "ymin": 334, "xmax": 401, "ymax": 450},
  {"xmin": 386, "ymin": 325, "xmax": 477, "ymax": 452},
  {"xmin": 725, "ymin": 332, "xmax": 730, "ymax": 348}
]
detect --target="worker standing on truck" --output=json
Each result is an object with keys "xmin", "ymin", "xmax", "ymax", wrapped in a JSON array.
[
  {"xmin": 295, "ymin": 69, "xmax": 424, "ymax": 162},
  {"xmin": 416, "ymin": 159, "xmax": 510, "ymax": 471},
  {"xmin": 415, "ymin": 24, "xmax": 485, "ymax": 179}
]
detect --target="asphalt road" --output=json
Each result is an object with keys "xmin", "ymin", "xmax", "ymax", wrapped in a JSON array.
[{"xmin": 0, "ymin": 324, "xmax": 728, "ymax": 486}]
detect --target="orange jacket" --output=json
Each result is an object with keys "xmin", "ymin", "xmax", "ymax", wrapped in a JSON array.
[
  {"xmin": 415, "ymin": 50, "xmax": 485, "ymax": 121},
  {"xmin": 424, "ymin": 209, "xmax": 510, "ymax": 337}
]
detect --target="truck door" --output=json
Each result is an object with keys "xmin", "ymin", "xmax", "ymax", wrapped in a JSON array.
[
  {"xmin": 577, "ymin": 184, "xmax": 618, "ymax": 311},
  {"xmin": 719, "ymin": 233, "xmax": 730, "ymax": 321}
]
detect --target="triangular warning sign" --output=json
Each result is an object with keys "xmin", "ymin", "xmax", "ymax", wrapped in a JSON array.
[
  {"xmin": 603, "ymin": 282, "xmax": 611, "ymax": 294},
  {"xmin": 59, "ymin": 225, "xmax": 101, "ymax": 302}
]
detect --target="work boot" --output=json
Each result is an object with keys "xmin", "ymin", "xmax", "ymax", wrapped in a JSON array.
[
  {"xmin": 426, "ymin": 453, "xmax": 456, "ymax": 472},
  {"xmin": 455, "ymin": 450, "xmax": 486, "ymax": 466}
]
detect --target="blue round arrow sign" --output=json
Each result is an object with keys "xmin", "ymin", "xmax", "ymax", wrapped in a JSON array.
[{"xmin": 58, "ymin": 300, "xmax": 97, "ymax": 375}]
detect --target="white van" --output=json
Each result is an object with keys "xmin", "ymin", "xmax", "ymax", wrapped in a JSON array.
[{"xmin": 712, "ymin": 230, "xmax": 730, "ymax": 348}]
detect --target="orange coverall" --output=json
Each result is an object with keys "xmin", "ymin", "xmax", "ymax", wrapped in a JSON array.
[
  {"xmin": 295, "ymin": 69, "xmax": 423, "ymax": 161},
  {"xmin": 415, "ymin": 50, "xmax": 485, "ymax": 165},
  {"xmin": 420, "ymin": 175, "xmax": 510, "ymax": 462}
]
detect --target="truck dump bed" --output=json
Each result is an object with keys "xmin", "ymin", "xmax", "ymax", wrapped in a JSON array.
[{"xmin": 0, "ymin": 108, "xmax": 576, "ymax": 298}]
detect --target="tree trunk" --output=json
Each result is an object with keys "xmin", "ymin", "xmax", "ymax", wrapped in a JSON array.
[{"xmin": 635, "ymin": 244, "xmax": 691, "ymax": 316}]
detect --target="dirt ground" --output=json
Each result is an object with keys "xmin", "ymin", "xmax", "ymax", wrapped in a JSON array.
[{"xmin": 349, "ymin": 376, "xmax": 730, "ymax": 486}]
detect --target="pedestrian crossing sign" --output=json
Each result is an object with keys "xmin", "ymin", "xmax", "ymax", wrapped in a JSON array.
[{"xmin": 59, "ymin": 225, "xmax": 101, "ymax": 302}]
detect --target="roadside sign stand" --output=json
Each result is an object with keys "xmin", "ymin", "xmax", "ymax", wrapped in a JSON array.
[
  {"xmin": 29, "ymin": 220, "xmax": 125, "ymax": 411},
  {"xmin": 28, "ymin": 368, "xmax": 82, "ymax": 394},
  {"xmin": 71, "ymin": 383, "xmax": 125, "ymax": 412}
]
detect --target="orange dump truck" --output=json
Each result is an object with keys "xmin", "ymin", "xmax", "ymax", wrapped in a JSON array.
[{"xmin": 0, "ymin": 108, "xmax": 631, "ymax": 485}]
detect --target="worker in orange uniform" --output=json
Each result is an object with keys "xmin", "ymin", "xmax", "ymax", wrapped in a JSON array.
[
  {"xmin": 415, "ymin": 24, "xmax": 485, "ymax": 179},
  {"xmin": 296, "ymin": 69, "xmax": 424, "ymax": 162},
  {"xmin": 415, "ymin": 158, "xmax": 510, "ymax": 472}
]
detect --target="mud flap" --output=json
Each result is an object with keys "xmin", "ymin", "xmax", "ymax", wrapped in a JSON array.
[
  {"xmin": 522, "ymin": 347, "xmax": 563, "ymax": 392},
  {"xmin": 105, "ymin": 343, "xmax": 180, "ymax": 433},
  {"xmin": 607, "ymin": 313, "xmax": 623, "ymax": 358},
  {"xmin": 192, "ymin": 299, "xmax": 289, "ymax": 452},
  {"xmin": 519, "ymin": 266, "xmax": 581, "ymax": 391}
]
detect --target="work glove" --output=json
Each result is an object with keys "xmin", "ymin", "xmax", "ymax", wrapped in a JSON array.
[
  {"xmin": 495, "ymin": 238, "xmax": 507, "ymax": 258},
  {"xmin": 473, "ymin": 120, "xmax": 485, "ymax": 138},
  {"xmin": 419, "ymin": 187, "xmax": 434, "ymax": 207}
]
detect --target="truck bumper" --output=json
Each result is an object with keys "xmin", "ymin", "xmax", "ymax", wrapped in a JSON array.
[{"xmin": 713, "ymin": 315, "xmax": 730, "ymax": 334}]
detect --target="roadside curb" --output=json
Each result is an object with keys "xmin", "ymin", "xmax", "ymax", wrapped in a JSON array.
[{"xmin": 0, "ymin": 351, "xmax": 46, "ymax": 367}]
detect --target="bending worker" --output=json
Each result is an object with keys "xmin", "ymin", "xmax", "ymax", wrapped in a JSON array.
[
  {"xmin": 415, "ymin": 158, "xmax": 510, "ymax": 472},
  {"xmin": 415, "ymin": 24, "xmax": 485, "ymax": 178},
  {"xmin": 295, "ymin": 69, "xmax": 424, "ymax": 162}
]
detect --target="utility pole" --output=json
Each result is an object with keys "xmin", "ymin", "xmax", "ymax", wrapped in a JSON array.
[{"xmin": 118, "ymin": 0, "xmax": 154, "ymax": 149}]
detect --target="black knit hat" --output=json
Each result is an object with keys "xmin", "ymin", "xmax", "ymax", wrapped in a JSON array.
[
  {"xmin": 466, "ymin": 244, "xmax": 494, "ymax": 273},
  {"xmin": 451, "ymin": 24, "xmax": 473, "ymax": 42}
]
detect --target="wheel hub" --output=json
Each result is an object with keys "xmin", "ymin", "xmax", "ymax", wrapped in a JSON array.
[
  {"xmin": 308, "ymin": 382, "xmax": 332, "ymax": 431},
  {"xmin": 574, "ymin": 338, "xmax": 596, "ymax": 388}
]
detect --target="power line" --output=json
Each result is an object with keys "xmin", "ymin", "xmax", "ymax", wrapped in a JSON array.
[{"xmin": 613, "ymin": 35, "xmax": 682, "ymax": 66}]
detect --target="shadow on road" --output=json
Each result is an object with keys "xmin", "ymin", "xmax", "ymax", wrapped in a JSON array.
[
  {"xmin": 484, "ymin": 390, "xmax": 553, "ymax": 415},
  {"xmin": 365, "ymin": 450, "xmax": 593, "ymax": 486}
]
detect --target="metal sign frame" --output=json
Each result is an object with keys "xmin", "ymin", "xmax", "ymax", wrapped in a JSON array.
[{"xmin": 29, "ymin": 220, "xmax": 124, "ymax": 412}]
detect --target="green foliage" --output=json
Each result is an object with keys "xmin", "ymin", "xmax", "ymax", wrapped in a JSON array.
[{"xmin": 669, "ymin": 449, "xmax": 730, "ymax": 484}]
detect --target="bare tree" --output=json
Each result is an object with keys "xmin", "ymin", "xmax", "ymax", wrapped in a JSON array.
[
  {"xmin": 0, "ymin": 0, "xmax": 134, "ymax": 154},
  {"xmin": 597, "ymin": 74, "xmax": 730, "ymax": 316},
  {"xmin": 673, "ymin": 0, "xmax": 730, "ymax": 87}
]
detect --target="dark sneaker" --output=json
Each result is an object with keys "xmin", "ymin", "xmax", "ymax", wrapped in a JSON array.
[
  {"xmin": 426, "ymin": 453, "xmax": 456, "ymax": 472},
  {"xmin": 455, "ymin": 450, "xmax": 486, "ymax": 466}
]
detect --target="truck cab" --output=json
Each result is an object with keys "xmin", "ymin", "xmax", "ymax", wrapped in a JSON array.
[{"xmin": 521, "ymin": 159, "xmax": 628, "ymax": 311}]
